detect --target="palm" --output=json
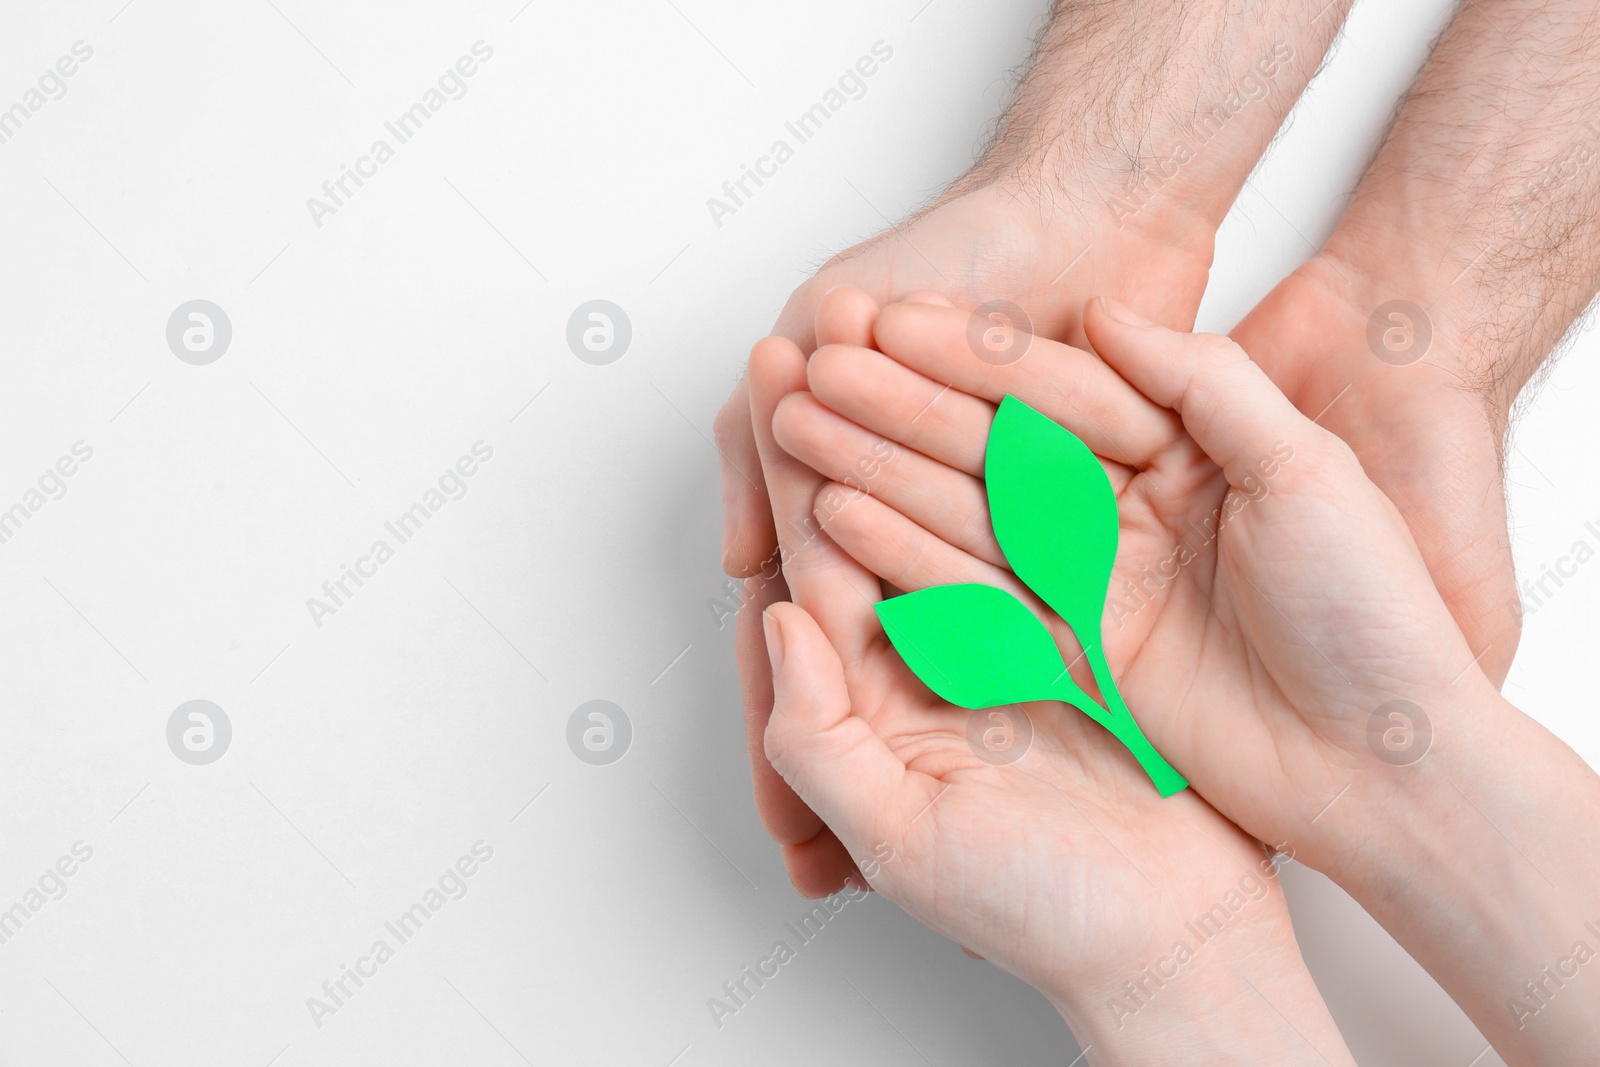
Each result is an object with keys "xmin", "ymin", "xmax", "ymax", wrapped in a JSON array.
[
  {"xmin": 825, "ymin": 615, "xmax": 1281, "ymax": 994},
  {"xmin": 780, "ymin": 297, "xmax": 1486, "ymax": 874},
  {"xmin": 730, "ymin": 207, "xmax": 1212, "ymax": 896},
  {"xmin": 1098, "ymin": 434, "xmax": 1471, "ymax": 858},
  {"xmin": 748, "ymin": 324, "xmax": 1289, "ymax": 994}
]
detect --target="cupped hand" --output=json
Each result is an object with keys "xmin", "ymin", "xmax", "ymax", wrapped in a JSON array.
[
  {"xmin": 723, "ymin": 187, "xmax": 1215, "ymax": 895},
  {"xmin": 747, "ymin": 330, "xmax": 1336, "ymax": 1047},
  {"xmin": 776, "ymin": 296, "xmax": 1504, "ymax": 880}
]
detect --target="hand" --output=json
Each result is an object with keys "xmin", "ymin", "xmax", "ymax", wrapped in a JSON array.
[
  {"xmin": 723, "ymin": 202, "xmax": 1213, "ymax": 895},
  {"xmin": 748, "ymin": 325, "xmax": 1355, "ymax": 1062},
  {"xmin": 1233, "ymin": 253, "xmax": 1519, "ymax": 684},
  {"xmin": 721, "ymin": 0, "xmax": 1362, "ymax": 897},
  {"xmin": 777, "ymin": 295, "xmax": 1502, "ymax": 883},
  {"xmin": 720, "ymin": 183, "xmax": 1213, "ymax": 572}
]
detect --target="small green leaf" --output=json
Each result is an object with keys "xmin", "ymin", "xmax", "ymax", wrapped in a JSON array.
[
  {"xmin": 875, "ymin": 584, "xmax": 1064, "ymax": 709},
  {"xmin": 985, "ymin": 395, "xmax": 1119, "ymax": 635}
]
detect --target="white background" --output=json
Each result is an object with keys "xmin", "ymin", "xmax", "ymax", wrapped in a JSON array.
[{"xmin": 0, "ymin": 0, "xmax": 1594, "ymax": 1063}]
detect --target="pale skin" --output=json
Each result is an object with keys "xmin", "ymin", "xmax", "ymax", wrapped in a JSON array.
[
  {"xmin": 771, "ymin": 295, "xmax": 1600, "ymax": 1063},
  {"xmin": 722, "ymin": 0, "xmax": 1359, "ymax": 901},
  {"xmin": 723, "ymin": 0, "xmax": 1600, "ymax": 1056},
  {"xmin": 750, "ymin": 305, "xmax": 1359, "ymax": 1064}
]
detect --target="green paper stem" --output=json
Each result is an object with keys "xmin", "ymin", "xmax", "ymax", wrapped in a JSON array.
[
  {"xmin": 1080, "ymin": 637, "xmax": 1188, "ymax": 797},
  {"xmin": 873, "ymin": 395, "xmax": 1189, "ymax": 797}
]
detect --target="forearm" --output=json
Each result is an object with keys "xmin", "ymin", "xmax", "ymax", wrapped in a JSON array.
[
  {"xmin": 1322, "ymin": 0, "xmax": 1600, "ymax": 419},
  {"xmin": 1331, "ymin": 682, "xmax": 1600, "ymax": 1064},
  {"xmin": 951, "ymin": 0, "xmax": 1354, "ymax": 241}
]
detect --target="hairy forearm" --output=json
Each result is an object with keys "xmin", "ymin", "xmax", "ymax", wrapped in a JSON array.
[
  {"xmin": 1326, "ymin": 0, "xmax": 1600, "ymax": 416},
  {"xmin": 952, "ymin": 0, "xmax": 1354, "ymax": 239}
]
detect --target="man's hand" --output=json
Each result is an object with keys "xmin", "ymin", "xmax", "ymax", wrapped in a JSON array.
[
  {"xmin": 1234, "ymin": 0, "xmax": 1600, "ymax": 687},
  {"xmin": 1233, "ymin": 256, "xmax": 1518, "ymax": 685},
  {"xmin": 722, "ymin": 0, "xmax": 1355, "ymax": 895}
]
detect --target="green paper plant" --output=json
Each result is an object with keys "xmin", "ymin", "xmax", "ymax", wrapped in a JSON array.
[{"xmin": 874, "ymin": 395, "xmax": 1188, "ymax": 797}]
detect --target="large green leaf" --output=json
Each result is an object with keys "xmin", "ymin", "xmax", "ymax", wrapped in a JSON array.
[
  {"xmin": 874, "ymin": 584, "xmax": 1065, "ymax": 709},
  {"xmin": 984, "ymin": 395, "xmax": 1119, "ymax": 635},
  {"xmin": 982, "ymin": 395, "xmax": 1189, "ymax": 796}
]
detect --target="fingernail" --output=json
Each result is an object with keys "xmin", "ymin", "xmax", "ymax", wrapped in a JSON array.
[
  {"xmin": 1102, "ymin": 296, "xmax": 1153, "ymax": 327},
  {"xmin": 763, "ymin": 608, "xmax": 785, "ymax": 672}
]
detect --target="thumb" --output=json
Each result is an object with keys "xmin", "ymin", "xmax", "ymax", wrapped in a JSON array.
[
  {"xmin": 762, "ymin": 602, "xmax": 910, "ymax": 851},
  {"xmin": 1084, "ymin": 296, "xmax": 1352, "ymax": 491}
]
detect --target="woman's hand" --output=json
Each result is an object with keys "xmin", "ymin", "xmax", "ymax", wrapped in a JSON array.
[
  {"xmin": 779, "ymin": 294, "xmax": 1600, "ymax": 1063},
  {"xmin": 729, "ymin": 263, "xmax": 1210, "ymax": 898},
  {"xmin": 774, "ymin": 295, "xmax": 1500, "ymax": 883},
  {"xmin": 748, "ymin": 319, "xmax": 1356, "ymax": 1062}
]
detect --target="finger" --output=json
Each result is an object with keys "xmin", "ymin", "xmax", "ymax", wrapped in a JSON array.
[
  {"xmin": 814, "ymin": 483, "xmax": 1028, "ymax": 612},
  {"xmin": 715, "ymin": 381, "xmax": 779, "ymax": 577},
  {"xmin": 747, "ymin": 336, "xmax": 882, "ymax": 658},
  {"xmin": 812, "ymin": 343, "xmax": 1152, "ymax": 502},
  {"xmin": 807, "ymin": 342, "xmax": 998, "ymax": 477},
  {"xmin": 815, "ymin": 483, "xmax": 1091, "ymax": 692},
  {"xmin": 763, "ymin": 603, "xmax": 917, "ymax": 847},
  {"xmin": 807, "ymin": 340, "xmax": 1135, "ymax": 495},
  {"xmin": 782, "ymin": 825, "xmax": 864, "ymax": 898},
  {"xmin": 772, "ymin": 390, "xmax": 1005, "ymax": 568},
  {"xmin": 736, "ymin": 564, "xmax": 829, "ymax": 847},
  {"xmin": 814, "ymin": 286, "xmax": 880, "ymax": 349},
  {"xmin": 872, "ymin": 300, "xmax": 1183, "ymax": 470},
  {"xmin": 1085, "ymin": 298, "xmax": 1347, "ymax": 491}
]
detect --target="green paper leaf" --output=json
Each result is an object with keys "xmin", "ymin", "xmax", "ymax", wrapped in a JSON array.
[
  {"xmin": 985, "ymin": 395, "xmax": 1119, "ymax": 633},
  {"xmin": 869, "ymin": 396, "xmax": 1189, "ymax": 797},
  {"xmin": 875, "ymin": 584, "xmax": 1068, "ymax": 709},
  {"xmin": 982, "ymin": 395, "xmax": 1189, "ymax": 797}
]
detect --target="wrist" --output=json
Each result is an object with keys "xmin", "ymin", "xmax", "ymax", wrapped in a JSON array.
[
  {"xmin": 948, "ymin": 5, "xmax": 1349, "ymax": 258},
  {"xmin": 1318, "ymin": 216, "xmax": 1518, "ymax": 429},
  {"xmin": 1319, "ymin": 681, "xmax": 1600, "ymax": 1060},
  {"xmin": 1048, "ymin": 927, "xmax": 1355, "ymax": 1066},
  {"xmin": 1248, "ymin": 251, "xmax": 1510, "ymax": 460}
]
